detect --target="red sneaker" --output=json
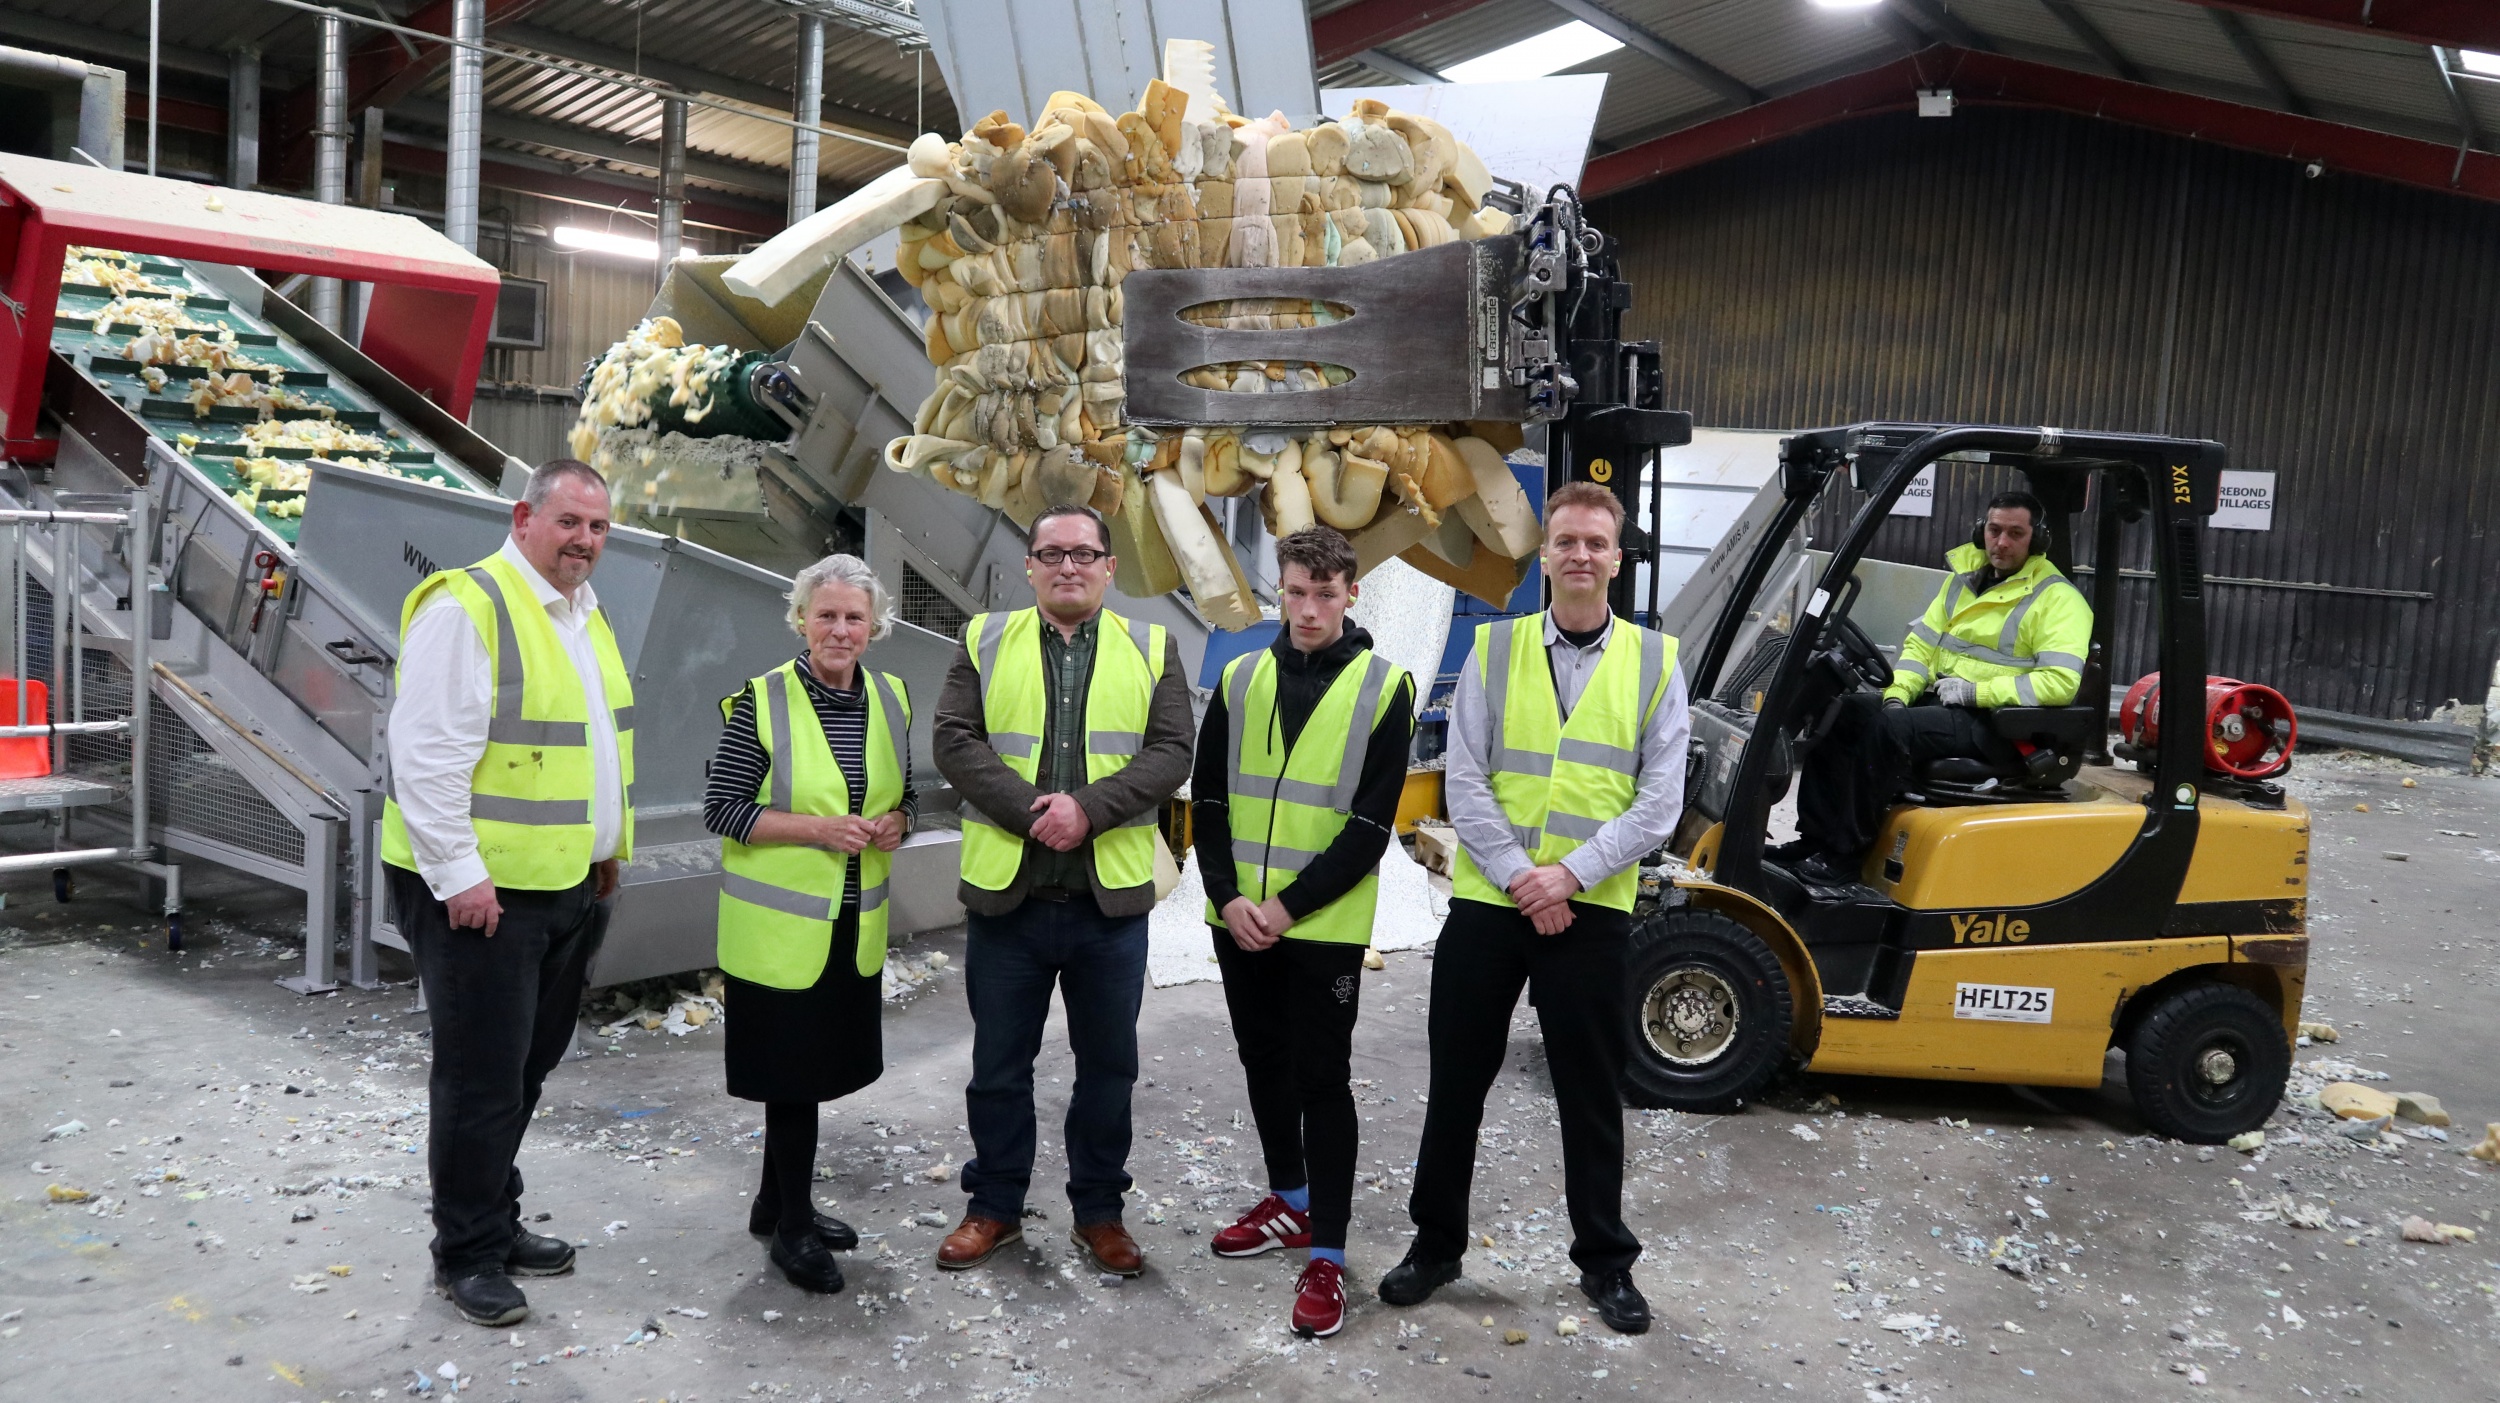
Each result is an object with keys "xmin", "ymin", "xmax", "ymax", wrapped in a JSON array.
[
  {"xmin": 1291, "ymin": 1258, "xmax": 1347, "ymax": 1338},
  {"xmin": 1210, "ymin": 1194, "xmax": 1311, "ymax": 1258}
]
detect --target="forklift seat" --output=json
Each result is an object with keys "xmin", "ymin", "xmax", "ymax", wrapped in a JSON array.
[{"xmin": 1917, "ymin": 652, "xmax": 2107, "ymax": 794}]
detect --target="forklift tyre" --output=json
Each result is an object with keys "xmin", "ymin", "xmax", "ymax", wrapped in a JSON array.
[
  {"xmin": 1620, "ymin": 909, "xmax": 1794, "ymax": 1113},
  {"xmin": 2123, "ymin": 982, "xmax": 2289, "ymax": 1144}
]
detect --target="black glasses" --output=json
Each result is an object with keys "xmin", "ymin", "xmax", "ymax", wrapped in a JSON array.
[{"xmin": 1030, "ymin": 547, "xmax": 1108, "ymax": 567}]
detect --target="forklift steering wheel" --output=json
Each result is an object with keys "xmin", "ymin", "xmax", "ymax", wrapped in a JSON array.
[{"xmin": 1822, "ymin": 614, "xmax": 1893, "ymax": 692}]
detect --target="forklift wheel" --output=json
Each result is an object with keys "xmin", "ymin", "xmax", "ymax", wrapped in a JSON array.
[
  {"xmin": 1620, "ymin": 909, "xmax": 1795, "ymax": 1113},
  {"xmin": 2123, "ymin": 982, "xmax": 2289, "ymax": 1144}
]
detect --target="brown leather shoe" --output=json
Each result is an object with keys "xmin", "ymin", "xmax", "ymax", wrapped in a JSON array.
[
  {"xmin": 1072, "ymin": 1219, "xmax": 1144, "ymax": 1277},
  {"xmin": 936, "ymin": 1213, "xmax": 1023, "ymax": 1271}
]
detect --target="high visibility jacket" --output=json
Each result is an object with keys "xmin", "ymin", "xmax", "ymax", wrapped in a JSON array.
[
  {"xmin": 1885, "ymin": 543, "xmax": 2092, "ymax": 709},
  {"xmin": 1451, "ymin": 614, "xmax": 1676, "ymax": 913},
  {"xmin": 715, "ymin": 661, "xmax": 910, "ymax": 989},
  {"xmin": 1204, "ymin": 646, "xmax": 1411, "ymax": 945},
  {"xmin": 959, "ymin": 607, "xmax": 1166, "ymax": 893},
  {"xmin": 381, "ymin": 552, "xmax": 636, "ymax": 889}
]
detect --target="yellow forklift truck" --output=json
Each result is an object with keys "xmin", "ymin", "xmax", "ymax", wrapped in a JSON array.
[{"xmin": 1627, "ymin": 422, "xmax": 2309, "ymax": 1143}]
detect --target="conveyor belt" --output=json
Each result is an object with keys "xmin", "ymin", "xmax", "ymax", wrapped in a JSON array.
[{"xmin": 50, "ymin": 248, "xmax": 483, "ymax": 541}]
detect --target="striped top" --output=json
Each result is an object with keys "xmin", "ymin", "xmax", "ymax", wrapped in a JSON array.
[{"xmin": 703, "ymin": 654, "xmax": 917, "ymax": 913}]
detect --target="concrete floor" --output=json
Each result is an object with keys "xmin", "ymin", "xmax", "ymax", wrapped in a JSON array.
[{"xmin": 4, "ymin": 754, "xmax": 2497, "ymax": 1402}]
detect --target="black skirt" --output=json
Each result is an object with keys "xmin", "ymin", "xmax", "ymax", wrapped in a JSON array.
[{"xmin": 722, "ymin": 910, "xmax": 884, "ymax": 1104}]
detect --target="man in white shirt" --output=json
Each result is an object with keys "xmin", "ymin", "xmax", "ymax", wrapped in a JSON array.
[{"xmin": 383, "ymin": 459, "xmax": 633, "ymax": 1327}]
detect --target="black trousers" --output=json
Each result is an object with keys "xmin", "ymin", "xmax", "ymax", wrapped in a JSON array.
[
  {"xmin": 1209, "ymin": 927, "xmax": 1366, "ymax": 1250},
  {"xmin": 391, "ymin": 865, "xmax": 608, "ymax": 1278},
  {"xmin": 1407, "ymin": 898, "xmax": 1639, "ymax": 1275},
  {"xmin": 1794, "ymin": 696, "xmax": 2019, "ymax": 860}
]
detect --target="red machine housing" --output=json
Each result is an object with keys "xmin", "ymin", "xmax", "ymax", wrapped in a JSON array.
[
  {"xmin": 2119, "ymin": 673, "xmax": 2298, "ymax": 779},
  {"xmin": 0, "ymin": 152, "xmax": 500, "ymax": 460}
]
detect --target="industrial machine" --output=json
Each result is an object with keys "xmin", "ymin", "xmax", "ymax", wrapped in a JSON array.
[{"xmin": 1646, "ymin": 424, "xmax": 2309, "ymax": 1142}]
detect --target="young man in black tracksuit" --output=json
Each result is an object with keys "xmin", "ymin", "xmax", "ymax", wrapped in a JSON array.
[{"xmin": 1192, "ymin": 525, "xmax": 1415, "ymax": 1337}]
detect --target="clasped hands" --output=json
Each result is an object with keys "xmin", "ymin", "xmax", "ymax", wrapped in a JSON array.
[
  {"xmin": 812, "ymin": 811, "xmax": 908, "ymax": 854},
  {"xmin": 1220, "ymin": 895, "xmax": 1296, "ymax": 951},
  {"xmin": 1508, "ymin": 863, "xmax": 1581, "ymax": 935}
]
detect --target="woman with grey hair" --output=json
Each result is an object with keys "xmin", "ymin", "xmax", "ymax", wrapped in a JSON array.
[{"xmin": 702, "ymin": 553, "xmax": 914, "ymax": 1295}]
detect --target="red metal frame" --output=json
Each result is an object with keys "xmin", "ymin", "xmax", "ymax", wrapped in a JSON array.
[
  {"xmin": 2190, "ymin": 1, "xmax": 2500, "ymax": 53},
  {"xmin": 0, "ymin": 153, "xmax": 499, "ymax": 460},
  {"xmin": 1311, "ymin": 0, "xmax": 1500, "ymax": 68},
  {"xmin": 1583, "ymin": 47, "xmax": 2500, "ymax": 204}
]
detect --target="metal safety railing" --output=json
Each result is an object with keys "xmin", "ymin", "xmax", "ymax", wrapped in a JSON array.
[{"xmin": 0, "ymin": 497, "xmax": 180, "ymax": 925}]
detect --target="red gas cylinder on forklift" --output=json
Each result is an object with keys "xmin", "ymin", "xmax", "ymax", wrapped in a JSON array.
[{"xmin": 2118, "ymin": 674, "xmax": 2298, "ymax": 779}]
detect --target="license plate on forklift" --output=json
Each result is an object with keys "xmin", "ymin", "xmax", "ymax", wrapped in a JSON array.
[{"xmin": 1953, "ymin": 983, "xmax": 2056, "ymax": 1023}]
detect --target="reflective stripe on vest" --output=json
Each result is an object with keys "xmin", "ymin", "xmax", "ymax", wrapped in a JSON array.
[
  {"xmin": 1206, "ymin": 646, "xmax": 1407, "ymax": 944},
  {"xmin": 1451, "ymin": 614, "xmax": 1675, "ymax": 913},
  {"xmin": 957, "ymin": 608, "xmax": 1164, "ymax": 891},
  {"xmin": 714, "ymin": 661, "xmax": 909, "ymax": 988},
  {"xmin": 380, "ymin": 553, "xmax": 636, "ymax": 889}
]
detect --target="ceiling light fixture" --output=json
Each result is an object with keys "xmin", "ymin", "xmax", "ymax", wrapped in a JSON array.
[
  {"xmin": 1811, "ymin": 0, "xmax": 1886, "ymax": 9},
  {"xmin": 2458, "ymin": 49, "xmax": 2500, "ymax": 78},
  {"xmin": 552, "ymin": 225, "xmax": 679, "ymax": 260},
  {"xmin": 1441, "ymin": 21, "xmax": 1624, "ymax": 84}
]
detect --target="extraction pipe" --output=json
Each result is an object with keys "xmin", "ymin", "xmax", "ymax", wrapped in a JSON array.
[
  {"xmin": 445, "ymin": 0, "xmax": 484, "ymax": 252},
  {"xmin": 788, "ymin": 13, "xmax": 823, "ymax": 223},
  {"xmin": 311, "ymin": 14, "xmax": 346, "ymax": 332},
  {"xmin": 657, "ymin": 95, "xmax": 687, "ymax": 276},
  {"xmin": 226, "ymin": 45, "xmax": 259, "ymax": 188}
]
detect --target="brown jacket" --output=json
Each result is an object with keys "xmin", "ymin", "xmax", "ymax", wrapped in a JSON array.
[{"xmin": 934, "ymin": 610, "xmax": 1194, "ymax": 918}]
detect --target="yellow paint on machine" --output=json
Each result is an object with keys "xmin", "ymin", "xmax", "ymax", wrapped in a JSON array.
[
  {"xmin": 1809, "ymin": 937, "xmax": 2237, "ymax": 1087},
  {"xmin": 2179, "ymin": 800, "xmax": 2310, "ymax": 903},
  {"xmin": 1866, "ymin": 784, "xmax": 2311, "ymax": 911}
]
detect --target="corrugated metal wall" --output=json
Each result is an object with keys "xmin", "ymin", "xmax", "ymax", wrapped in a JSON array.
[
  {"xmin": 457, "ymin": 192, "xmax": 731, "ymax": 471},
  {"xmin": 1597, "ymin": 108, "xmax": 2500, "ymax": 720}
]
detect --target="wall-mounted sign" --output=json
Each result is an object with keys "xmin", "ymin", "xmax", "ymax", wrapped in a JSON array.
[
  {"xmin": 1889, "ymin": 465, "xmax": 1937, "ymax": 517},
  {"xmin": 2213, "ymin": 470, "xmax": 2275, "ymax": 531}
]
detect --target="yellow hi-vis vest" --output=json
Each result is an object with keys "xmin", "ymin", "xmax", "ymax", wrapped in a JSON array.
[
  {"xmin": 959, "ymin": 607, "xmax": 1166, "ymax": 893},
  {"xmin": 381, "ymin": 552, "xmax": 636, "ymax": 889},
  {"xmin": 1884, "ymin": 543, "xmax": 2092, "ymax": 709},
  {"xmin": 714, "ymin": 661, "xmax": 909, "ymax": 988},
  {"xmin": 1203, "ymin": 646, "xmax": 1411, "ymax": 945},
  {"xmin": 1451, "ymin": 614, "xmax": 1674, "ymax": 913}
]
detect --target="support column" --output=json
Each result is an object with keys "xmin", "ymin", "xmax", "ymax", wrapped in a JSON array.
[
  {"xmin": 311, "ymin": 16, "xmax": 346, "ymax": 332},
  {"xmin": 657, "ymin": 95, "xmax": 687, "ymax": 276},
  {"xmin": 444, "ymin": 0, "xmax": 484, "ymax": 252},
  {"xmin": 788, "ymin": 13, "xmax": 824, "ymax": 223},
  {"xmin": 225, "ymin": 46, "xmax": 258, "ymax": 188}
]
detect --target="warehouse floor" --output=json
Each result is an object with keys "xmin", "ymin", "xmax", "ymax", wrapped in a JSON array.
[{"xmin": 4, "ymin": 755, "xmax": 2496, "ymax": 1403}]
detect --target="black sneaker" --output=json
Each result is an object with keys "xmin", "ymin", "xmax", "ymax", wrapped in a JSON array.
[
  {"xmin": 1794, "ymin": 851, "xmax": 1862, "ymax": 890},
  {"xmin": 1578, "ymin": 1268, "xmax": 1651, "ymax": 1334},
  {"xmin": 1765, "ymin": 838, "xmax": 1820, "ymax": 866},
  {"xmin": 769, "ymin": 1227, "xmax": 845, "ymax": 1294},
  {"xmin": 435, "ymin": 1269, "xmax": 529, "ymax": 1327},
  {"xmin": 506, "ymin": 1228, "xmax": 576, "ymax": 1277},
  {"xmin": 1375, "ymin": 1247, "xmax": 1461, "ymax": 1307},
  {"xmin": 748, "ymin": 1201, "xmax": 861, "ymax": 1252}
]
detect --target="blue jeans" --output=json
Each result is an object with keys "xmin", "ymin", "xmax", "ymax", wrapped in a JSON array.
[{"xmin": 959, "ymin": 895, "xmax": 1149, "ymax": 1226}]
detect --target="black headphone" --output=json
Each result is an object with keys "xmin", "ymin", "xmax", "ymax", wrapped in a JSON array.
[{"xmin": 1971, "ymin": 496, "xmax": 2051, "ymax": 555}]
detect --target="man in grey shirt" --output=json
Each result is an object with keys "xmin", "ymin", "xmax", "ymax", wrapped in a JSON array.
[{"xmin": 1378, "ymin": 481, "xmax": 1689, "ymax": 1336}]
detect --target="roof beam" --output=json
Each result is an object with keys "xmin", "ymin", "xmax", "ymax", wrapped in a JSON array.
[
  {"xmin": 2186, "ymin": 3, "xmax": 2500, "ymax": 54},
  {"xmin": 2431, "ymin": 46, "xmax": 2483, "ymax": 184},
  {"xmin": 1545, "ymin": 0, "xmax": 1763, "ymax": 105},
  {"xmin": 499, "ymin": 23, "xmax": 918, "ymax": 143},
  {"xmin": 2038, "ymin": 0, "xmax": 2144, "ymax": 82},
  {"xmin": 355, "ymin": 0, "xmax": 553, "ymax": 115},
  {"xmin": 1311, "ymin": 0, "xmax": 1500, "ymax": 69},
  {"xmin": 1340, "ymin": 48, "xmax": 1446, "ymax": 85},
  {"xmin": 1887, "ymin": 0, "xmax": 1996, "ymax": 52},
  {"xmin": 2209, "ymin": 7, "xmax": 2312, "ymax": 116},
  {"xmin": 1580, "ymin": 45, "xmax": 2500, "ymax": 207},
  {"xmin": 394, "ymin": 97, "xmax": 798, "ymax": 200}
]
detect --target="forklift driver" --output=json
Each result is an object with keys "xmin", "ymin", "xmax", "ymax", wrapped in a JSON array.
[{"xmin": 1784, "ymin": 491, "xmax": 2092, "ymax": 888}]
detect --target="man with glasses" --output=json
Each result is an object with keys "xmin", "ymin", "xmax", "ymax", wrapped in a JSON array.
[
  {"xmin": 932, "ymin": 504, "xmax": 1193, "ymax": 1277},
  {"xmin": 1378, "ymin": 482, "xmax": 1688, "ymax": 1336}
]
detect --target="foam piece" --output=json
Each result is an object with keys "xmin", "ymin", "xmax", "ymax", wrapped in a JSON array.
[{"xmin": 724, "ymin": 165, "xmax": 945, "ymax": 305}]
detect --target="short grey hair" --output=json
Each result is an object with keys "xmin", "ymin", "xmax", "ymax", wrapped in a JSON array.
[
  {"xmin": 789, "ymin": 553, "xmax": 894, "ymax": 642},
  {"xmin": 522, "ymin": 458, "xmax": 608, "ymax": 510}
]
